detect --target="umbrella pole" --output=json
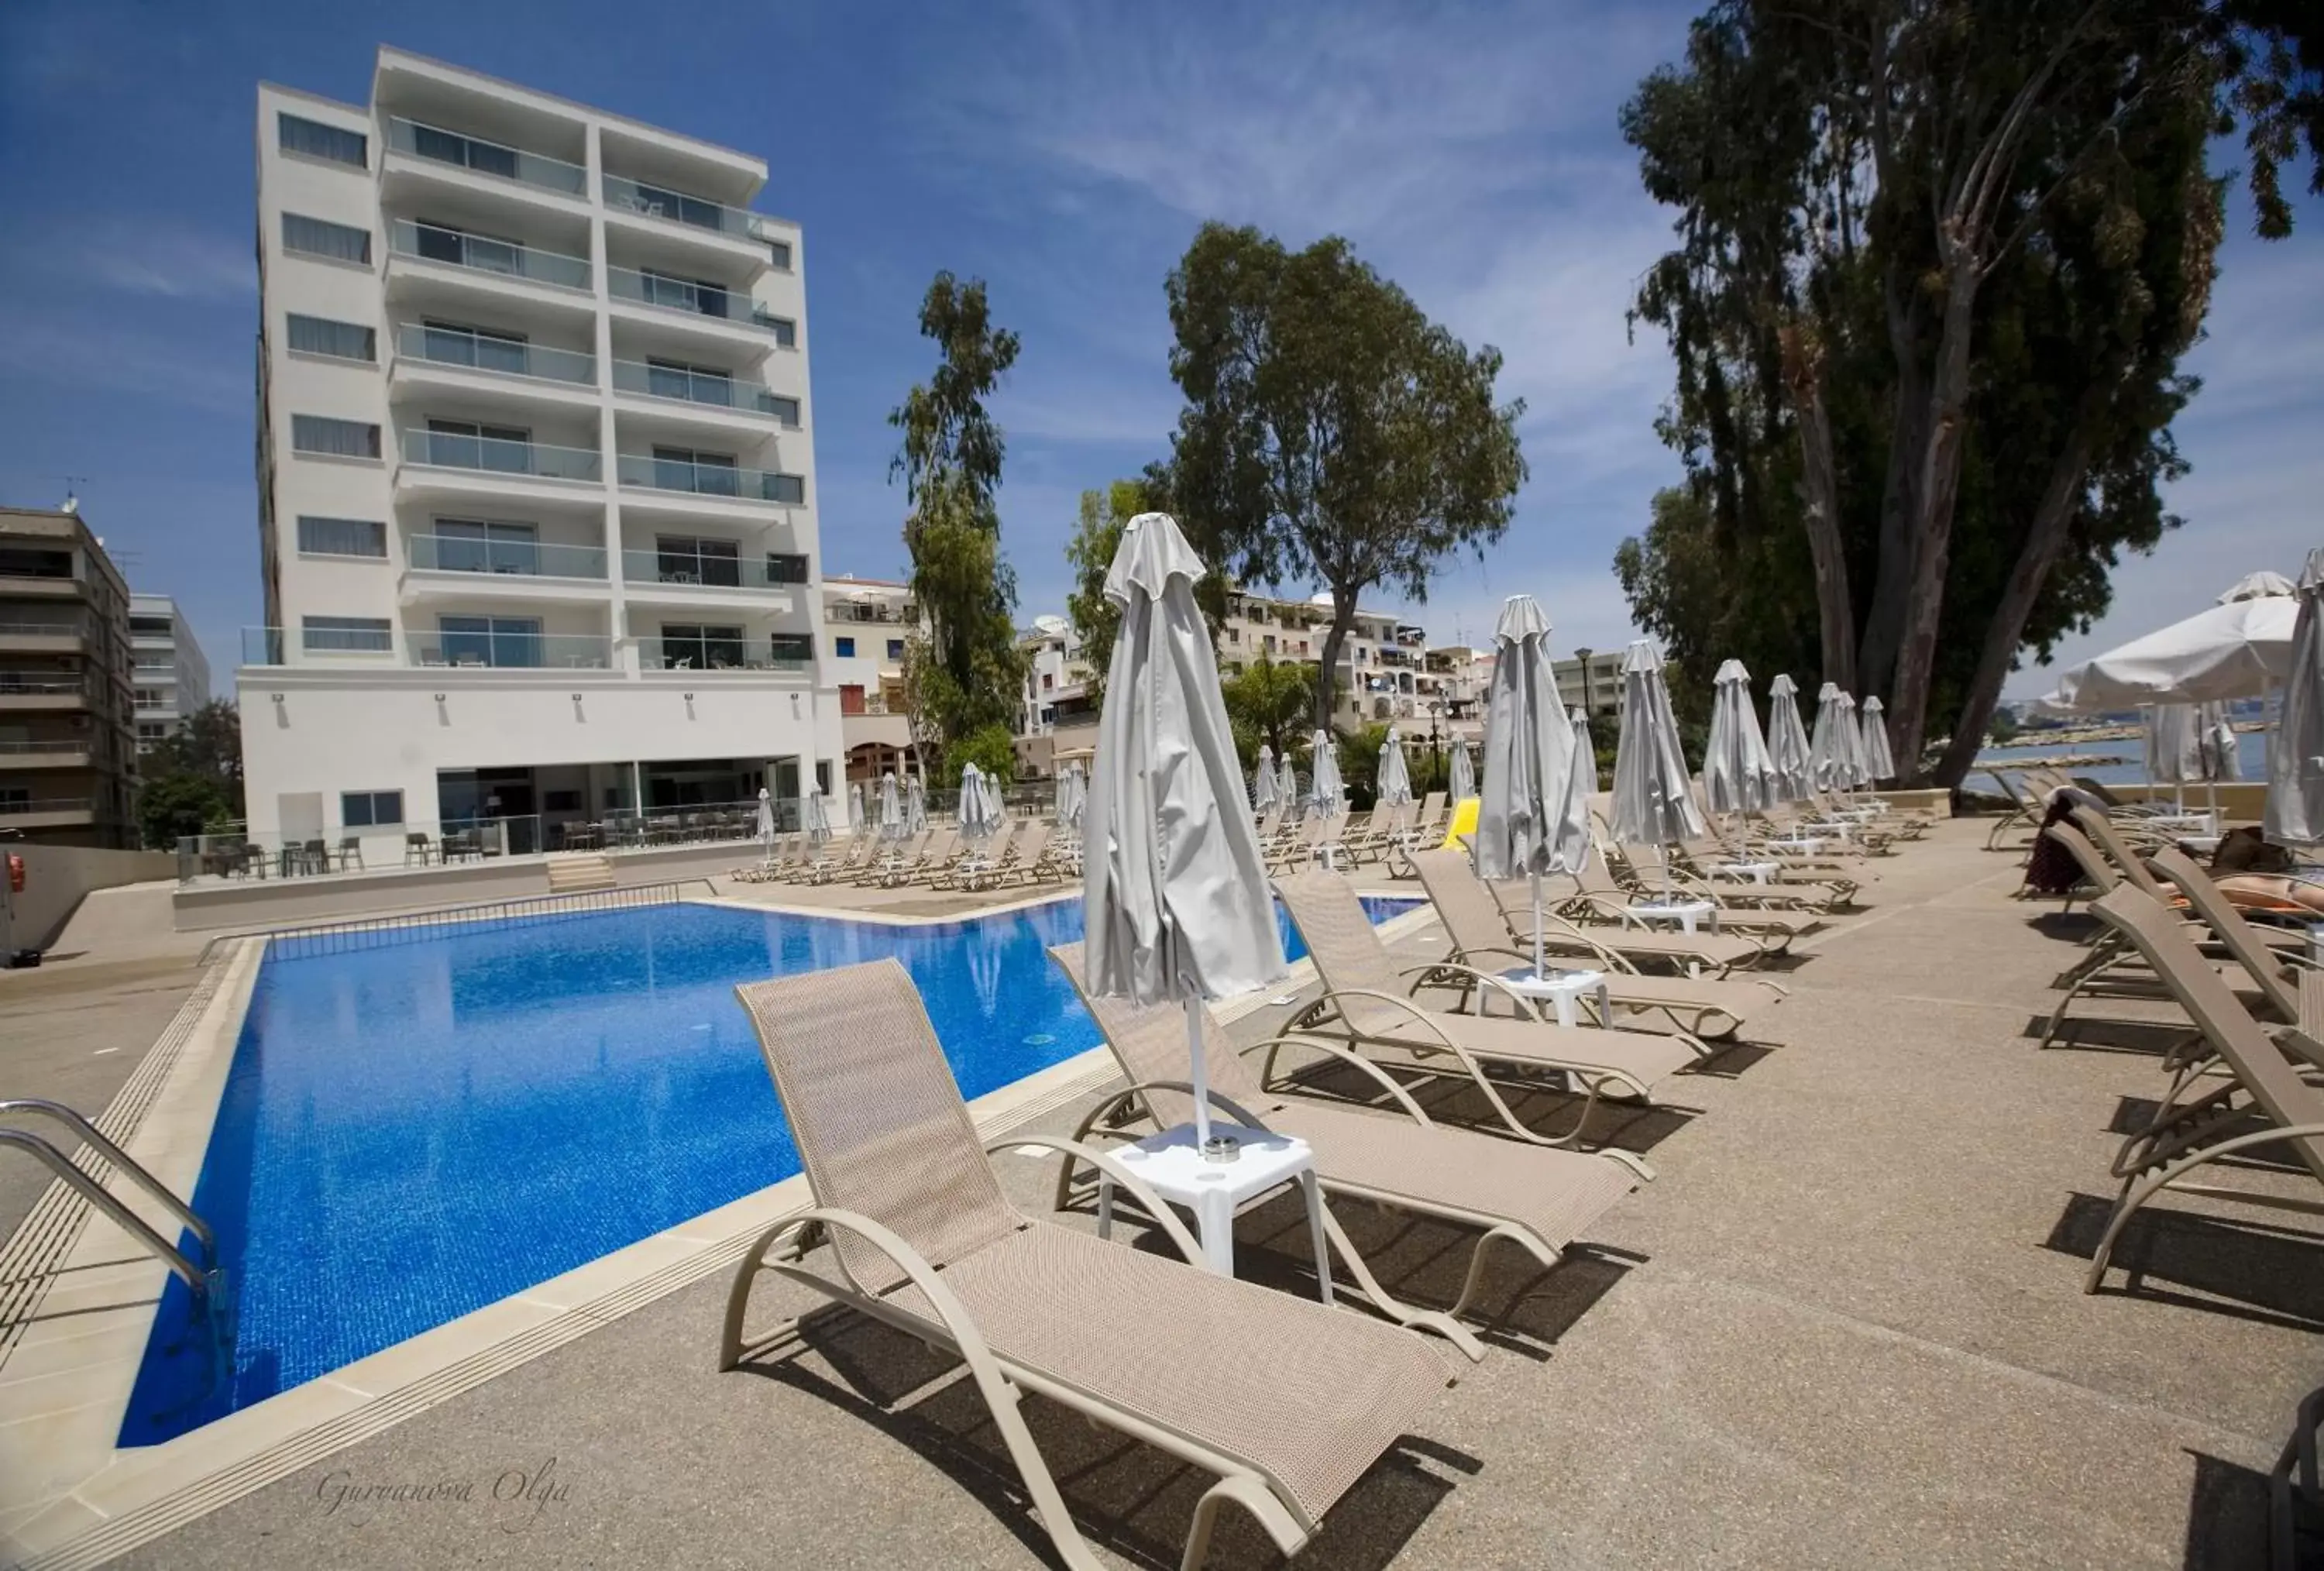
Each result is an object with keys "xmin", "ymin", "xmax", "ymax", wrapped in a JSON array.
[
  {"xmin": 1184, "ymin": 980, "xmax": 1233, "ymax": 1161},
  {"xmin": 1531, "ymin": 868, "xmax": 1545, "ymax": 979}
]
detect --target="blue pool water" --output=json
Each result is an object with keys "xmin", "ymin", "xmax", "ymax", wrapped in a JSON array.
[{"xmin": 122, "ymin": 893, "xmax": 1418, "ymax": 1443}]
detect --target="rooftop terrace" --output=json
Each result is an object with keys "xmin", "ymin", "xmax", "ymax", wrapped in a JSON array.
[{"xmin": 0, "ymin": 817, "xmax": 2315, "ymax": 1568}]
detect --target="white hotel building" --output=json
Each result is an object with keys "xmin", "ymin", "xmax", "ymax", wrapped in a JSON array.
[{"xmin": 240, "ymin": 48, "xmax": 838, "ymax": 856}]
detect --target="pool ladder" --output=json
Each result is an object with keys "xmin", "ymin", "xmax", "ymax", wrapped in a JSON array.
[{"xmin": 2, "ymin": 1099, "xmax": 234, "ymax": 1393}]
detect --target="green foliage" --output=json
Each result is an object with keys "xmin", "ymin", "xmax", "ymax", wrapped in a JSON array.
[
  {"xmin": 136, "ymin": 772, "xmax": 232, "ymax": 851},
  {"xmin": 1618, "ymin": 0, "xmax": 2266, "ymax": 782},
  {"xmin": 891, "ymin": 273, "xmax": 1028, "ymax": 755},
  {"xmin": 1221, "ymin": 651, "xmax": 1314, "ymax": 767},
  {"xmin": 943, "ymin": 724, "xmax": 1018, "ymax": 791},
  {"xmin": 1063, "ymin": 469, "xmax": 1175, "ymax": 704},
  {"xmin": 1164, "ymin": 222, "xmax": 1526, "ymax": 726},
  {"xmin": 1988, "ymin": 708, "xmax": 2023, "ymax": 745}
]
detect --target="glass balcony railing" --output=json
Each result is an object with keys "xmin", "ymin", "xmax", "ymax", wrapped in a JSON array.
[
  {"xmin": 388, "ymin": 219, "xmax": 591, "ymax": 290},
  {"xmin": 617, "ymin": 453, "xmax": 803, "ymax": 504},
  {"xmin": 407, "ymin": 534, "xmax": 608, "ymax": 579},
  {"xmin": 394, "ymin": 324, "xmax": 596, "ymax": 386},
  {"xmin": 634, "ymin": 637, "xmax": 813, "ymax": 672},
  {"xmin": 826, "ymin": 601, "xmax": 916, "ymax": 625},
  {"xmin": 605, "ymin": 266, "xmax": 792, "ymax": 338},
  {"xmin": 408, "ymin": 632, "xmax": 614, "ymax": 669},
  {"xmin": 401, "ymin": 428, "xmax": 603, "ymax": 482},
  {"xmin": 0, "ymin": 675, "xmax": 88, "ymax": 696},
  {"xmin": 601, "ymin": 173, "xmax": 761, "ymax": 238},
  {"xmin": 0, "ymin": 739, "xmax": 88, "ymax": 755},
  {"xmin": 0, "ymin": 620, "xmax": 88, "ymax": 641},
  {"xmin": 610, "ymin": 359, "xmax": 796, "ymax": 421},
  {"xmin": 387, "ymin": 117, "xmax": 588, "ymax": 195},
  {"xmin": 0, "ymin": 796, "xmax": 91, "ymax": 816},
  {"xmin": 620, "ymin": 548, "xmax": 808, "ymax": 590}
]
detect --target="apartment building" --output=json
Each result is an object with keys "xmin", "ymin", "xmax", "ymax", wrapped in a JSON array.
[
  {"xmin": 1216, "ymin": 590, "xmax": 1425, "ymax": 726},
  {"xmin": 1554, "ymin": 648, "xmax": 1627, "ymax": 719},
  {"xmin": 822, "ymin": 576, "xmax": 916, "ymax": 782},
  {"xmin": 0, "ymin": 506, "xmax": 139, "ymax": 847},
  {"xmin": 242, "ymin": 48, "xmax": 837, "ymax": 854},
  {"xmin": 128, "ymin": 593, "xmax": 212, "ymax": 751}
]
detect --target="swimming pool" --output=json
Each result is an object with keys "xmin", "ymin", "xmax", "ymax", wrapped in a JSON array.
[{"xmin": 121, "ymin": 893, "xmax": 1419, "ymax": 1442}]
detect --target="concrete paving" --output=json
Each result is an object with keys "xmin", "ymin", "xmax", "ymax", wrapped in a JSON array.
[{"xmin": 29, "ymin": 820, "xmax": 2322, "ymax": 1568}]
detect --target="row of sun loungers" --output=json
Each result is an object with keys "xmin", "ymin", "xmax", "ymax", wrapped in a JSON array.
[{"xmin": 729, "ymin": 816, "xmax": 1081, "ymax": 892}]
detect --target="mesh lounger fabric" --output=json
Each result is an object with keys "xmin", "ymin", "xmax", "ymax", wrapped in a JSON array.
[
  {"xmin": 1274, "ymin": 871, "xmax": 1701, "ymax": 1086},
  {"xmin": 1411, "ymin": 851, "xmax": 1765, "ymax": 1036},
  {"xmin": 1055, "ymin": 945, "xmax": 1642, "ymax": 1259},
  {"xmin": 734, "ymin": 958, "xmax": 1450, "ymax": 1523}
]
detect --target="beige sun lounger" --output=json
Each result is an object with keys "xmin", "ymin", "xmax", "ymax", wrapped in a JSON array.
[
  {"xmin": 1600, "ymin": 841, "xmax": 1827, "ymax": 941},
  {"xmin": 1559, "ymin": 850, "xmax": 1796, "ymax": 957},
  {"xmin": 2079, "ymin": 889, "xmax": 2324, "ymax": 1294},
  {"xmin": 723, "ymin": 959, "xmax": 1454, "ymax": 1569},
  {"xmin": 1050, "ymin": 944, "xmax": 1647, "ymax": 1345},
  {"xmin": 1274, "ymin": 869, "xmax": 1713, "ymax": 1147},
  {"xmin": 1410, "ymin": 851, "xmax": 1784, "ymax": 1041}
]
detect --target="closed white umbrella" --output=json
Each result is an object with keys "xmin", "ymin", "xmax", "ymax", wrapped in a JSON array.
[
  {"xmin": 1859, "ymin": 696, "xmax": 1896, "ymax": 782},
  {"xmin": 1377, "ymin": 727, "xmax": 1414, "ymax": 806},
  {"xmin": 2266, "ymin": 548, "xmax": 2323, "ymax": 849},
  {"xmin": 1810, "ymin": 682, "xmax": 1856, "ymax": 796},
  {"xmin": 754, "ymin": 786, "xmax": 775, "ymax": 847},
  {"xmin": 2040, "ymin": 573, "xmax": 2301, "ymax": 710},
  {"xmin": 1253, "ymin": 744, "xmax": 1279, "ymax": 813},
  {"xmin": 800, "ymin": 786, "xmax": 833, "ymax": 846},
  {"xmin": 906, "ymin": 770, "xmax": 928, "ymax": 834},
  {"xmin": 1308, "ymin": 730, "xmax": 1343, "ymax": 816},
  {"xmin": 878, "ymin": 771, "xmax": 902, "ymax": 839},
  {"xmin": 847, "ymin": 780, "xmax": 865, "ymax": 835},
  {"xmin": 1766, "ymin": 675, "xmax": 1814, "ymax": 803},
  {"xmin": 957, "ymin": 762, "xmax": 1002, "ymax": 840},
  {"xmin": 1612, "ymin": 639, "xmax": 1706, "ymax": 893},
  {"xmin": 1083, "ymin": 513, "xmax": 1287, "ymax": 1162},
  {"xmin": 2200, "ymin": 703, "xmax": 2241, "ymax": 783},
  {"xmin": 1275, "ymin": 753, "xmax": 1300, "ymax": 815},
  {"xmin": 2145, "ymin": 703, "xmax": 2205, "ymax": 812},
  {"xmin": 1839, "ymin": 691, "xmax": 1872, "ymax": 790},
  {"xmin": 1058, "ymin": 760, "xmax": 1087, "ymax": 830},
  {"xmin": 1703, "ymin": 658, "xmax": 1776, "ymax": 816},
  {"xmin": 1475, "ymin": 595, "xmax": 1592, "ymax": 978},
  {"xmin": 1449, "ymin": 737, "xmax": 1476, "ymax": 802}
]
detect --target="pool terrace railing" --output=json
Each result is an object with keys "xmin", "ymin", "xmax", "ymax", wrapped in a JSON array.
[{"xmin": 250, "ymin": 881, "xmax": 693, "ymax": 961}]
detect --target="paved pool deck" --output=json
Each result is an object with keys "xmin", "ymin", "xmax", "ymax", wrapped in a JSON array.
[{"xmin": 5, "ymin": 819, "xmax": 2318, "ymax": 1568}]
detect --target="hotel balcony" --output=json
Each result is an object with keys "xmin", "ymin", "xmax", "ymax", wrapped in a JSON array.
[
  {"xmin": 388, "ymin": 323, "xmax": 600, "ymax": 414},
  {"xmin": 401, "ymin": 534, "xmax": 611, "ymax": 609},
  {"xmin": 0, "ymin": 795, "xmax": 95, "ymax": 830},
  {"xmin": 396, "ymin": 428, "xmax": 604, "ymax": 507},
  {"xmin": 385, "ymin": 115, "xmax": 589, "ymax": 199},
  {"xmin": 0, "ymin": 674, "xmax": 95, "ymax": 710},
  {"xmin": 386, "ymin": 218, "xmax": 595, "ymax": 319},
  {"xmin": 605, "ymin": 265, "xmax": 794, "ymax": 352},
  {"xmin": 600, "ymin": 173, "xmax": 787, "ymax": 270},
  {"xmin": 0, "ymin": 620, "xmax": 91, "ymax": 656},
  {"xmin": 610, "ymin": 359, "xmax": 799, "ymax": 433},
  {"xmin": 0, "ymin": 739, "xmax": 94, "ymax": 770},
  {"xmin": 634, "ymin": 634, "xmax": 813, "ymax": 675},
  {"xmin": 618, "ymin": 546, "xmax": 805, "ymax": 614},
  {"xmin": 615, "ymin": 453, "xmax": 804, "ymax": 527}
]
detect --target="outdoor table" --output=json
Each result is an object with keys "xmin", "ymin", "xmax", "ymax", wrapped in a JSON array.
[
  {"xmin": 1765, "ymin": 836, "xmax": 1827, "ymax": 855},
  {"xmin": 1800, "ymin": 820, "xmax": 1858, "ymax": 841},
  {"xmin": 1716, "ymin": 860, "xmax": 1779, "ymax": 884},
  {"xmin": 1495, "ymin": 966, "xmax": 1611, "ymax": 1028},
  {"xmin": 2142, "ymin": 811, "xmax": 2216, "ymax": 834},
  {"xmin": 1622, "ymin": 898, "xmax": 1718, "ymax": 935},
  {"xmin": 1094, "ymin": 1122, "xmax": 1332, "ymax": 1302}
]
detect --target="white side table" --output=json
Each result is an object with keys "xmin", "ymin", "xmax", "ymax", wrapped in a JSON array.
[
  {"xmin": 1623, "ymin": 898, "xmax": 1718, "ymax": 934},
  {"xmin": 1765, "ymin": 836, "xmax": 1827, "ymax": 855},
  {"xmin": 1095, "ymin": 1123, "xmax": 1333, "ymax": 1302},
  {"xmin": 1716, "ymin": 860, "xmax": 1779, "ymax": 884},
  {"xmin": 1495, "ymin": 966, "xmax": 1611, "ymax": 1027}
]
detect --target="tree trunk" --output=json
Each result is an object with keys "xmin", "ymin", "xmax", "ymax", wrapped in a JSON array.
[
  {"xmin": 1885, "ymin": 242, "xmax": 1982, "ymax": 781},
  {"xmin": 1314, "ymin": 593, "xmax": 1359, "ymax": 730},
  {"xmin": 1858, "ymin": 268, "xmax": 1927, "ymax": 697},
  {"xmin": 1779, "ymin": 325, "xmax": 1856, "ymax": 693},
  {"xmin": 1929, "ymin": 389, "xmax": 2106, "ymax": 788}
]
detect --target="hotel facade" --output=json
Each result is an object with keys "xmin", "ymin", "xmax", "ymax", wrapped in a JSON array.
[{"xmin": 241, "ymin": 48, "xmax": 837, "ymax": 857}]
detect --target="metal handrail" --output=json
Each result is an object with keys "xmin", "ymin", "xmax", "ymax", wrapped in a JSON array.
[{"xmin": 0, "ymin": 1098, "xmax": 216, "ymax": 1293}]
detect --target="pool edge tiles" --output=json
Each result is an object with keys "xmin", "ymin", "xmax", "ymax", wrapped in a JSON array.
[{"xmin": 0, "ymin": 893, "xmax": 1433, "ymax": 1570}]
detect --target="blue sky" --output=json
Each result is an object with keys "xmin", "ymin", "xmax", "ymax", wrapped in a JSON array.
[{"xmin": 1, "ymin": 0, "xmax": 2316, "ymax": 698}]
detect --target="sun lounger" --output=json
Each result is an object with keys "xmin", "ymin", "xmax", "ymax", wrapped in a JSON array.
[
  {"xmin": 722, "ymin": 959, "xmax": 1456, "ymax": 1569},
  {"xmin": 1050, "ymin": 943, "xmax": 1648, "ymax": 1341},
  {"xmin": 1497, "ymin": 875, "xmax": 1776, "ymax": 978},
  {"xmin": 1274, "ymin": 869, "xmax": 1712, "ymax": 1146},
  {"xmin": 1600, "ymin": 841, "xmax": 1827, "ymax": 940},
  {"xmin": 1410, "ymin": 851, "xmax": 1783, "ymax": 1041},
  {"xmin": 2078, "ymin": 889, "xmax": 2324, "ymax": 1294},
  {"xmin": 1559, "ymin": 851, "xmax": 1793, "ymax": 959}
]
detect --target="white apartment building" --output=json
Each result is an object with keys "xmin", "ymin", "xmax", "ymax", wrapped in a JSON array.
[
  {"xmin": 1216, "ymin": 590, "xmax": 1425, "ymax": 727},
  {"xmin": 127, "ymin": 593, "xmax": 211, "ymax": 751},
  {"xmin": 821, "ymin": 575, "xmax": 916, "ymax": 782},
  {"xmin": 242, "ymin": 48, "xmax": 837, "ymax": 855}
]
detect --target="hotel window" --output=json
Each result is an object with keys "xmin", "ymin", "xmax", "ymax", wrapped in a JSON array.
[
  {"xmin": 418, "ymin": 321, "xmax": 529, "ymax": 375},
  {"xmin": 765, "ymin": 239, "xmax": 792, "ymax": 270},
  {"xmin": 834, "ymin": 636, "xmax": 856, "ymax": 658},
  {"xmin": 279, "ymin": 112, "xmax": 366, "ymax": 167},
  {"xmin": 433, "ymin": 519, "xmax": 539, "ymax": 576},
  {"xmin": 291, "ymin": 415, "xmax": 381, "ymax": 459},
  {"xmin": 769, "ymin": 634, "xmax": 815, "ymax": 663},
  {"xmin": 341, "ymin": 789, "xmax": 405, "ymax": 827},
  {"xmin": 768, "ymin": 394, "xmax": 801, "ymax": 428},
  {"xmin": 766, "ymin": 552, "xmax": 809, "ymax": 585},
  {"xmin": 885, "ymin": 639, "xmax": 905, "ymax": 660},
  {"xmin": 656, "ymin": 624, "xmax": 744, "ymax": 669},
  {"xmin": 296, "ymin": 516, "xmax": 387, "ymax": 558},
  {"xmin": 281, "ymin": 211, "xmax": 371, "ymax": 264},
  {"xmin": 766, "ymin": 473, "xmax": 806, "ymax": 504},
  {"xmin": 301, "ymin": 616, "xmax": 392, "ymax": 653},
  {"xmin": 438, "ymin": 615, "xmax": 542, "ymax": 668},
  {"xmin": 654, "ymin": 534, "xmax": 741, "ymax": 586},
  {"xmin": 768, "ymin": 316, "xmax": 798, "ymax": 349},
  {"xmin": 287, "ymin": 314, "xmax": 376, "ymax": 363}
]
